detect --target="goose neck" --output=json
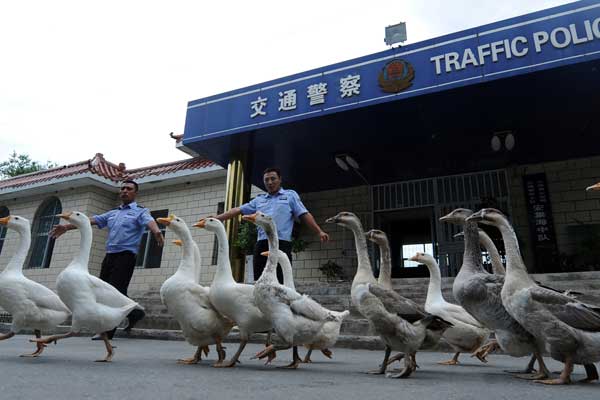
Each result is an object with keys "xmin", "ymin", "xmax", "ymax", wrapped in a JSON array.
[
  {"xmin": 377, "ymin": 240, "xmax": 392, "ymax": 289},
  {"xmin": 460, "ymin": 221, "xmax": 486, "ymax": 275},
  {"xmin": 257, "ymin": 226, "xmax": 279, "ymax": 284},
  {"xmin": 71, "ymin": 222, "xmax": 92, "ymax": 271},
  {"xmin": 347, "ymin": 220, "xmax": 375, "ymax": 288},
  {"xmin": 213, "ymin": 226, "xmax": 235, "ymax": 283},
  {"xmin": 424, "ymin": 259, "xmax": 444, "ymax": 304},
  {"xmin": 5, "ymin": 226, "xmax": 31, "ymax": 273},
  {"xmin": 495, "ymin": 219, "xmax": 532, "ymax": 284}
]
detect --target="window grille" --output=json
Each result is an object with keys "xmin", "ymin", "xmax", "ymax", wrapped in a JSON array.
[
  {"xmin": 135, "ymin": 209, "xmax": 167, "ymax": 269},
  {"xmin": 28, "ymin": 197, "xmax": 61, "ymax": 269}
]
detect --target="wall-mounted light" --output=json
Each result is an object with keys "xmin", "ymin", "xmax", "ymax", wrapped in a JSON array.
[
  {"xmin": 335, "ymin": 155, "xmax": 350, "ymax": 171},
  {"xmin": 491, "ymin": 130, "xmax": 515, "ymax": 152}
]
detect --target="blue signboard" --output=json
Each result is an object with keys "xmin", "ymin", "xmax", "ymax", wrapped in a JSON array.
[{"xmin": 184, "ymin": 0, "xmax": 600, "ymax": 145}]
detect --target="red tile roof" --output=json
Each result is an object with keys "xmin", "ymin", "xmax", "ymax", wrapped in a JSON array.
[{"xmin": 0, "ymin": 153, "xmax": 216, "ymax": 191}]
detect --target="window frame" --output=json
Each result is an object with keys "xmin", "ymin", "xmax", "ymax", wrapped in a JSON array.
[
  {"xmin": 135, "ymin": 209, "xmax": 167, "ymax": 269},
  {"xmin": 0, "ymin": 206, "xmax": 9, "ymax": 256},
  {"xmin": 27, "ymin": 197, "xmax": 61, "ymax": 269}
]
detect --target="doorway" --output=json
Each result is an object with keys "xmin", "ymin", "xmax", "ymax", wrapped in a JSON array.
[{"xmin": 375, "ymin": 207, "xmax": 435, "ymax": 278}]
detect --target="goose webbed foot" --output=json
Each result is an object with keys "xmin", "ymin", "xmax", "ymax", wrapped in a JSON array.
[
  {"xmin": 472, "ymin": 339, "xmax": 499, "ymax": 360},
  {"xmin": 20, "ymin": 330, "xmax": 46, "ymax": 357},
  {"xmin": 303, "ymin": 349, "xmax": 313, "ymax": 363},
  {"xmin": 321, "ymin": 348, "xmax": 333, "ymax": 359},
  {"xmin": 214, "ymin": 339, "xmax": 246, "ymax": 368},
  {"xmin": 505, "ymin": 354, "xmax": 538, "ymax": 374},
  {"xmin": 278, "ymin": 346, "xmax": 301, "ymax": 369},
  {"xmin": 386, "ymin": 353, "xmax": 416, "ymax": 379},
  {"xmin": 514, "ymin": 372, "xmax": 549, "ymax": 380},
  {"xmin": 438, "ymin": 352, "xmax": 460, "ymax": 365},
  {"xmin": 367, "ymin": 346, "xmax": 392, "ymax": 375},
  {"xmin": 30, "ymin": 331, "xmax": 75, "ymax": 346},
  {"xmin": 579, "ymin": 364, "xmax": 599, "ymax": 383},
  {"xmin": 212, "ymin": 339, "xmax": 227, "ymax": 367},
  {"xmin": 384, "ymin": 352, "xmax": 405, "ymax": 366},
  {"xmin": 177, "ymin": 346, "xmax": 203, "ymax": 364},
  {"xmin": 534, "ymin": 358, "xmax": 572, "ymax": 385},
  {"xmin": 94, "ymin": 333, "xmax": 114, "ymax": 362}
]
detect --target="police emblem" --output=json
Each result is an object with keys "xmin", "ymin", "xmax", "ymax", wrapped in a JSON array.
[{"xmin": 378, "ymin": 59, "xmax": 415, "ymax": 93}]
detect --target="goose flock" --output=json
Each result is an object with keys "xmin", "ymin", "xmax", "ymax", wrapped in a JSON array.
[{"xmin": 0, "ymin": 183, "xmax": 598, "ymax": 386}]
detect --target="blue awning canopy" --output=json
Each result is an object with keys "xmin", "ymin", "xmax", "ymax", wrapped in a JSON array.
[{"xmin": 182, "ymin": 1, "xmax": 600, "ymax": 192}]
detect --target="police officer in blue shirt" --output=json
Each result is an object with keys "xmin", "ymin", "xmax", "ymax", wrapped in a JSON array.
[
  {"xmin": 50, "ymin": 180, "xmax": 164, "ymax": 339},
  {"xmin": 216, "ymin": 167, "xmax": 329, "ymax": 282}
]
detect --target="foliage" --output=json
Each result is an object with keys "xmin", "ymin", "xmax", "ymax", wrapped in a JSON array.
[
  {"xmin": 0, "ymin": 151, "xmax": 58, "ymax": 178},
  {"xmin": 233, "ymin": 220, "xmax": 257, "ymax": 255},
  {"xmin": 235, "ymin": 219, "xmax": 308, "ymax": 255},
  {"xmin": 319, "ymin": 260, "xmax": 344, "ymax": 281}
]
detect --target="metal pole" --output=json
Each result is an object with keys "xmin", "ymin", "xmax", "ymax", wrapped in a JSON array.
[{"xmin": 224, "ymin": 158, "xmax": 251, "ymax": 282}]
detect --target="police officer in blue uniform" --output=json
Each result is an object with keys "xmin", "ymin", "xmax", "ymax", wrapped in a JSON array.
[
  {"xmin": 51, "ymin": 179, "xmax": 164, "ymax": 339},
  {"xmin": 216, "ymin": 167, "xmax": 329, "ymax": 282}
]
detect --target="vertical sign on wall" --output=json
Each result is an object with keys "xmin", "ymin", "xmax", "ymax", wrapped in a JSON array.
[{"xmin": 523, "ymin": 173, "xmax": 558, "ymax": 273}]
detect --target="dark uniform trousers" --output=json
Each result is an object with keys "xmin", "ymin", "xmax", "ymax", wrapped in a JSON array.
[
  {"xmin": 253, "ymin": 239, "xmax": 292, "ymax": 283},
  {"xmin": 100, "ymin": 251, "xmax": 144, "ymax": 339}
]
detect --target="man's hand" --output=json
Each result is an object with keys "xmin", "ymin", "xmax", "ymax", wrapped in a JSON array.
[
  {"xmin": 49, "ymin": 224, "xmax": 69, "ymax": 239},
  {"xmin": 319, "ymin": 231, "xmax": 330, "ymax": 243},
  {"xmin": 153, "ymin": 231, "xmax": 165, "ymax": 247}
]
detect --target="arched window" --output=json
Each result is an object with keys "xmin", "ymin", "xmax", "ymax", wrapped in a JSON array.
[
  {"xmin": 28, "ymin": 197, "xmax": 61, "ymax": 269},
  {"xmin": 0, "ymin": 206, "xmax": 9, "ymax": 256}
]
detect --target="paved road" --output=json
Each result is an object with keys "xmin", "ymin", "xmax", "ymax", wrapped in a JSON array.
[{"xmin": 0, "ymin": 335, "xmax": 598, "ymax": 400}]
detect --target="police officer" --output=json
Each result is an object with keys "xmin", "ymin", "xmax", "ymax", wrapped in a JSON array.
[
  {"xmin": 50, "ymin": 179, "xmax": 164, "ymax": 339},
  {"xmin": 216, "ymin": 167, "xmax": 329, "ymax": 282}
]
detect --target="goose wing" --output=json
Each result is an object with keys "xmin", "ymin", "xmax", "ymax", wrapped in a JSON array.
[
  {"xmin": 88, "ymin": 275, "xmax": 139, "ymax": 308},
  {"xmin": 439, "ymin": 302, "xmax": 485, "ymax": 328},
  {"xmin": 367, "ymin": 283, "xmax": 425, "ymax": 322},
  {"xmin": 268, "ymin": 284, "xmax": 333, "ymax": 322},
  {"xmin": 530, "ymin": 286, "xmax": 600, "ymax": 332},
  {"xmin": 27, "ymin": 282, "xmax": 71, "ymax": 314}
]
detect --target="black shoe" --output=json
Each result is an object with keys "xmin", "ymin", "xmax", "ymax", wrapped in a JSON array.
[{"xmin": 125, "ymin": 310, "xmax": 145, "ymax": 333}]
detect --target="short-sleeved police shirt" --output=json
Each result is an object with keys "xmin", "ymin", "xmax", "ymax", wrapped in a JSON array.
[
  {"xmin": 239, "ymin": 188, "xmax": 308, "ymax": 241},
  {"xmin": 93, "ymin": 202, "xmax": 154, "ymax": 254}
]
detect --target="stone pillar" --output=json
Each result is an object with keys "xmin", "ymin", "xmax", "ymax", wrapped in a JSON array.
[{"xmin": 224, "ymin": 158, "xmax": 251, "ymax": 282}]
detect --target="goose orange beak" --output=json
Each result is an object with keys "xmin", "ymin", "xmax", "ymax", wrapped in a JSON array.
[
  {"xmin": 172, "ymin": 239, "xmax": 183, "ymax": 247},
  {"xmin": 242, "ymin": 214, "xmax": 257, "ymax": 223},
  {"xmin": 193, "ymin": 219, "xmax": 206, "ymax": 228},
  {"xmin": 0, "ymin": 216, "xmax": 10, "ymax": 225},
  {"xmin": 260, "ymin": 251, "xmax": 270, "ymax": 257},
  {"xmin": 156, "ymin": 215, "xmax": 175, "ymax": 226},
  {"xmin": 56, "ymin": 212, "xmax": 73, "ymax": 220}
]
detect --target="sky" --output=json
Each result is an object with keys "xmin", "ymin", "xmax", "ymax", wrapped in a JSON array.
[{"xmin": 0, "ymin": 0, "xmax": 575, "ymax": 169}]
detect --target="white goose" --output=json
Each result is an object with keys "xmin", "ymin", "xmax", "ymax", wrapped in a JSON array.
[
  {"xmin": 409, "ymin": 252, "xmax": 489, "ymax": 365},
  {"xmin": 326, "ymin": 212, "xmax": 452, "ymax": 378},
  {"xmin": 0, "ymin": 215, "xmax": 70, "ymax": 357},
  {"xmin": 158, "ymin": 215, "xmax": 234, "ymax": 365},
  {"xmin": 260, "ymin": 249, "xmax": 343, "ymax": 363},
  {"xmin": 468, "ymin": 208, "xmax": 600, "ymax": 385},
  {"xmin": 245, "ymin": 212, "xmax": 349, "ymax": 369},
  {"xmin": 194, "ymin": 216, "xmax": 273, "ymax": 368},
  {"xmin": 31, "ymin": 211, "xmax": 143, "ymax": 362}
]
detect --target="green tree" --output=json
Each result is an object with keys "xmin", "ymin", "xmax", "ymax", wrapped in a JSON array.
[{"xmin": 0, "ymin": 151, "xmax": 58, "ymax": 178}]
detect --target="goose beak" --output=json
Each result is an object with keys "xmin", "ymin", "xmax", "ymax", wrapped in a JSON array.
[
  {"xmin": 260, "ymin": 251, "xmax": 270, "ymax": 257},
  {"xmin": 193, "ymin": 218, "xmax": 206, "ymax": 228},
  {"xmin": 439, "ymin": 213, "xmax": 452, "ymax": 222},
  {"xmin": 0, "ymin": 216, "xmax": 10, "ymax": 225},
  {"xmin": 325, "ymin": 216, "xmax": 338, "ymax": 224},
  {"xmin": 156, "ymin": 215, "xmax": 175, "ymax": 226},
  {"xmin": 172, "ymin": 239, "xmax": 183, "ymax": 247},
  {"xmin": 408, "ymin": 254, "xmax": 419, "ymax": 262},
  {"xmin": 453, "ymin": 231, "xmax": 465, "ymax": 239},
  {"xmin": 466, "ymin": 210, "xmax": 485, "ymax": 222},
  {"xmin": 586, "ymin": 182, "xmax": 600, "ymax": 191},
  {"xmin": 242, "ymin": 214, "xmax": 257, "ymax": 223},
  {"xmin": 56, "ymin": 212, "xmax": 73, "ymax": 220}
]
